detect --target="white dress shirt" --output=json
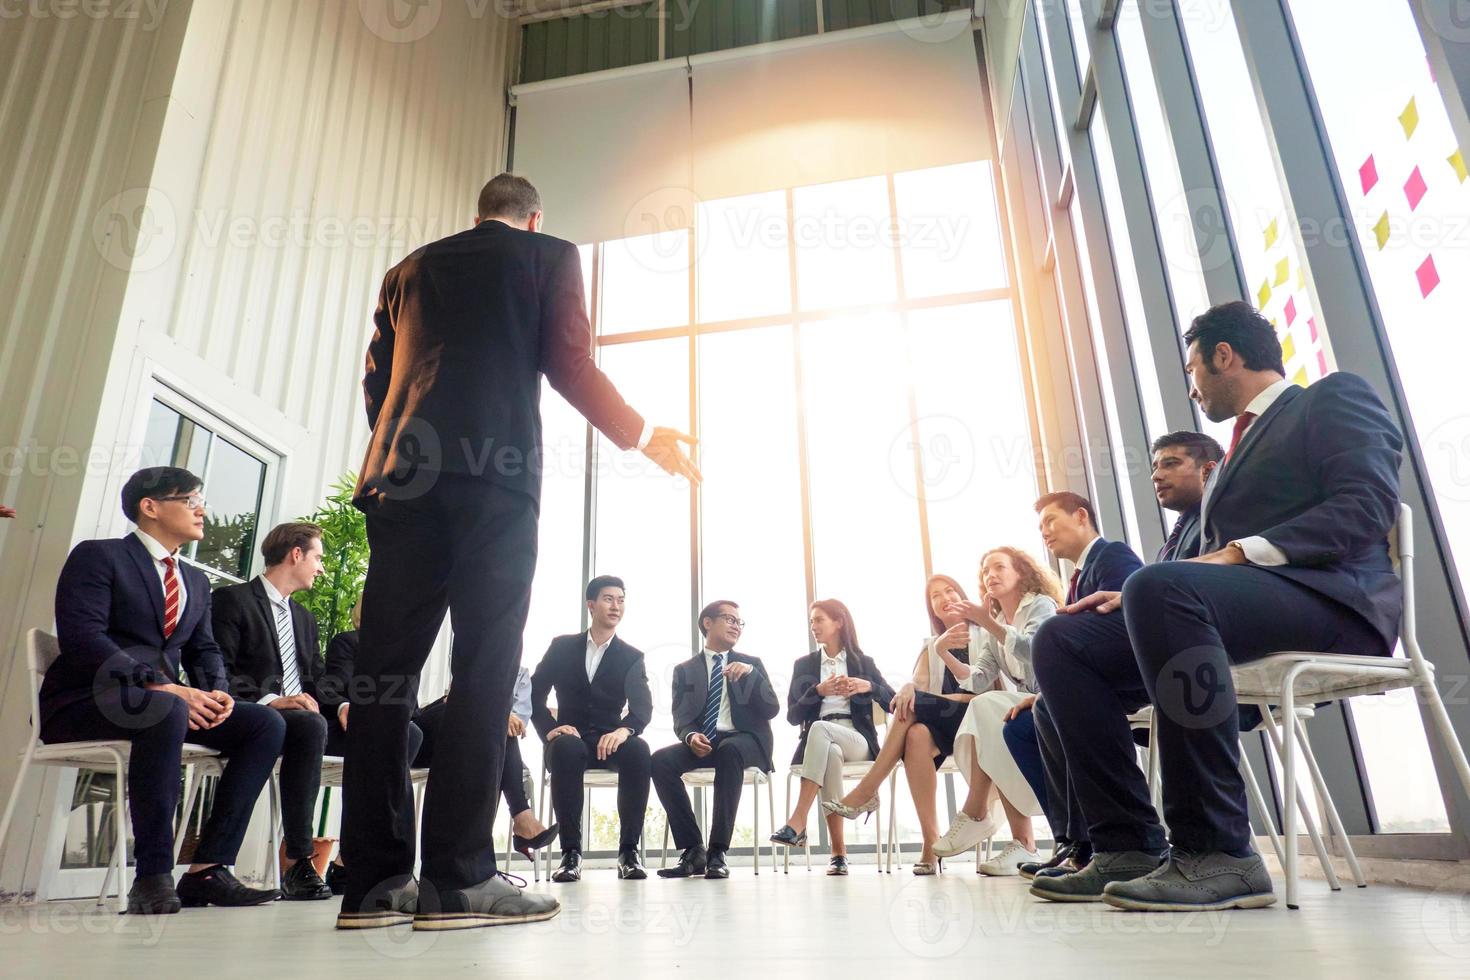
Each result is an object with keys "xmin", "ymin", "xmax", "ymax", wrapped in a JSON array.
[
  {"xmin": 701, "ymin": 647, "xmax": 735, "ymax": 734},
  {"xmin": 1223, "ymin": 378, "xmax": 1294, "ymax": 567},
  {"xmin": 1074, "ymin": 535, "xmax": 1100, "ymax": 573},
  {"xmin": 257, "ymin": 575, "xmax": 295, "ymax": 706},
  {"xmin": 818, "ymin": 649, "xmax": 851, "ymax": 718},
  {"xmin": 134, "ymin": 529, "xmax": 188, "ymax": 618},
  {"xmin": 585, "ymin": 632, "xmax": 614, "ymax": 680}
]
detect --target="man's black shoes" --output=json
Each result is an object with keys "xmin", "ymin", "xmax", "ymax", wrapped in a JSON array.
[
  {"xmin": 551, "ymin": 850, "xmax": 583, "ymax": 883},
  {"xmin": 281, "ymin": 857, "xmax": 333, "ymax": 900},
  {"xmin": 656, "ymin": 846, "xmax": 707, "ymax": 878},
  {"xmin": 126, "ymin": 873, "xmax": 181, "ymax": 915},
  {"xmin": 176, "ymin": 865, "xmax": 280, "ymax": 907}
]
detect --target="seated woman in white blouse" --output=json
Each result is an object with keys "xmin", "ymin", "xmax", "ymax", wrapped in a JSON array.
[{"xmin": 933, "ymin": 547, "xmax": 1062, "ymax": 875}]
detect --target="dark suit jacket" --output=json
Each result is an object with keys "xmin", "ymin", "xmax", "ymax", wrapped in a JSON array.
[
  {"xmin": 354, "ymin": 220, "xmax": 645, "ymax": 508},
  {"xmin": 210, "ymin": 578, "xmax": 323, "ymax": 703},
  {"xmin": 1200, "ymin": 373, "xmax": 1403, "ymax": 652},
  {"xmin": 531, "ymin": 632, "xmax": 653, "ymax": 739},
  {"xmin": 1161, "ymin": 505, "xmax": 1203, "ymax": 563},
  {"xmin": 1076, "ymin": 538, "xmax": 1144, "ymax": 596},
  {"xmin": 671, "ymin": 651, "xmax": 780, "ymax": 772},
  {"xmin": 42, "ymin": 535, "xmax": 227, "ymax": 726},
  {"xmin": 318, "ymin": 629, "xmax": 359, "ymax": 720},
  {"xmin": 786, "ymin": 650, "xmax": 897, "ymax": 765}
]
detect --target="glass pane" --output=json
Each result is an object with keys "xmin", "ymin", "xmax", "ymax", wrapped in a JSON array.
[
  {"xmin": 793, "ymin": 175, "xmax": 897, "ymax": 312},
  {"xmin": 197, "ymin": 437, "xmax": 264, "ymax": 580},
  {"xmin": 1090, "ymin": 111, "xmax": 1170, "ymax": 444},
  {"xmin": 801, "ymin": 313, "xmax": 928, "ymax": 686},
  {"xmin": 599, "ymin": 230, "xmax": 690, "ymax": 335},
  {"xmin": 523, "ymin": 380, "xmax": 589, "ymax": 666},
  {"xmin": 592, "ymin": 338, "xmax": 692, "ymax": 750},
  {"xmin": 1066, "ymin": 0, "xmax": 1091, "ymax": 80},
  {"xmin": 894, "ymin": 161, "xmax": 1009, "ymax": 299},
  {"xmin": 1181, "ymin": 0, "xmax": 1331, "ymax": 391},
  {"xmin": 142, "ymin": 400, "xmax": 184, "ymax": 469},
  {"xmin": 696, "ymin": 191, "xmax": 791, "ymax": 322},
  {"xmin": 698, "ymin": 325, "xmax": 809, "ymax": 774},
  {"xmin": 1286, "ymin": 0, "xmax": 1458, "ymax": 833},
  {"xmin": 908, "ymin": 302, "xmax": 1043, "ymax": 576}
]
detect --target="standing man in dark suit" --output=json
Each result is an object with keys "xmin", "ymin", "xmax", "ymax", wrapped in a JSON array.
[
  {"xmin": 1018, "ymin": 433, "xmax": 1220, "ymax": 885},
  {"xmin": 653, "ymin": 600, "xmax": 780, "ymax": 880},
  {"xmin": 39, "ymin": 467, "xmax": 283, "ymax": 914},
  {"xmin": 212, "ymin": 521, "xmax": 333, "ymax": 901},
  {"xmin": 341, "ymin": 174, "xmax": 700, "ymax": 931},
  {"xmin": 531, "ymin": 575, "xmax": 654, "ymax": 883},
  {"xmin": 1039, "ymin": 301, "xmax": 1403, "ymax": 912},
  {"xmin": 1012, "ymin": 491, "xmax": 1142, "ymax": 888}
]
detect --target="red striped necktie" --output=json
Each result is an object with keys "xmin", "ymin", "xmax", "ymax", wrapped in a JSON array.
[
  {"xmin": 1224, "ymin": 411, "xmax": 1257, "ymax": 464},
  {"xmin": 162, "ymin": 556, "xmax": 181, "ymax": 639}
]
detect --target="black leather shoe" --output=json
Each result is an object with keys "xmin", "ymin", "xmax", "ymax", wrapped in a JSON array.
[
  {"xmin": 126, "ymin": 873, "xmax": 181, "ymax": 915},
  {"xmin": 656, "ymin": 846, "xmax": 707, "ymax": 878},
  {"xmin": 617, "ymin": 849, "xmax": 647, "ymax": 880},
  {"xmin": 176, "ymin": 865, "xmax": 280, "ymax": 907},
  {"xmin": 826, "ymin": 855, "xmax": 849, "ymax": 876},
  {"xmin": 551, "ymin": 851, "xmax": 582, "ymax": 883},
  {"xmin": 1020, "ymin": 842, "xmax": 1073, "ymax": 880},
  {"xmin": 704, "ymin": 850, "xmax": 730, "ymax": 880},
  {"xmin": 281, "ymin": 857, "xmax": 333, "ymax": 900},
  {"xmin": 769, "ymin": 824, "xmax": 808, "ymax": 848},
  {"xmin": 325, "ymin": 861, "xmax": 348, "ymax": 896}
]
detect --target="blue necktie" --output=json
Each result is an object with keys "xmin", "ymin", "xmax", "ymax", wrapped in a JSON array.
[{"xmin": 702, "ymin": 653, "xmax": 725, "ymax": 740}]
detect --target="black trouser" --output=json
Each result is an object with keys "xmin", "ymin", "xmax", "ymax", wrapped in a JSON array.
[
  {"xmin": 413, "ymin": 697, "xmax": 531, "ymax": 815},
  {"xmin": 41, "ymin": 690, "xmax": 285, "ymax": 876},
  {"xmin": 651, "ymin": 732, "xmax": 764, "ymax": 854},
  {"xmin": 1035, "ymin": 562, "xmax": 1383, "ymax": 854},
  {"xmin": 276, "ymin": 708, "xmax": 328, "ymax": 861},
  {"xmin": 1034, "ymin": 692, "xmax": 1090, "ymax": 846},
  {"xmin": 545, "ymin": 732, "xmax": 651, "ymax": 853},
  {"xmin": 343, "ymin": 476, "xmax": 538, "ymax": 904},
  {"xmin": 325, "ymin": 717, "xmax": 423, "ymax": 769}
]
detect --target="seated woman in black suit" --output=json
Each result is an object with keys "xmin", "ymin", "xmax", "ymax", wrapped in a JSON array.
[
  {"xmin": 824, "ymin": 574, "xmax": 978, "ymax": 874},
  {"xmin": 770, "ymin": 599, "xmax": 896, "ymax": 875}
]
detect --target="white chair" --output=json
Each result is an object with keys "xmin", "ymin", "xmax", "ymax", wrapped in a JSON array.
[
  {"xmin": 534, "ymin": 762, "xmax": 649, "ymax": 880},
  {"xmin": 0, "ymin": 629, "xmax": 227, "ymax": 911},
  {"xmin": 1230, "ymin": 503, "xmax": 1470, "ymax": 908},
  {"xmin": 884, "ymin": 756, "xmax": 999, "ymax": 874},
  {"xmin": 306, "ymin": 754, "xmax": 429, "ymax": 885},
  {"xmin": 658, "ymin": 766, "xmax": 777, "ymax": 874},
  {"xmin": 781, "ymin": 702, "xmax": 891, "ymax": 873}
]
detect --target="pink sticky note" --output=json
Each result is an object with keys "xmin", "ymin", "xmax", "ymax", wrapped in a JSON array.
[
  {"xmin": 1360, "ymin": 155, "xmax": 1378, "ymax": 195},
  {"xmin": 1417, "ymin": 254, "xmax": 1440, "ymax": 297},
  {"xmin": 1405, "ymin": 166, "xmax": 1428, "ymax": 210},
  {"xmin": 1284, "ymin": 296, "xmax": 1297, "ymax": 326},
  {"xmin": 1308, "ymin": 316, "xmax": 1319, "ymax": 341},
  {"xmin": 1318, "ymin": 350, "xmax": 1328, "ymax": 376}
]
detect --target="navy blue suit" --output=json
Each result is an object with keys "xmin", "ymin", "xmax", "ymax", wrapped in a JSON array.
[
  {"xmin": 40, "ymin": 535, "xmax": 285, "ymax": 875},
  {"xmin": 1037, "ymin": 372, "xmax": 1403, "ymax": 854}
]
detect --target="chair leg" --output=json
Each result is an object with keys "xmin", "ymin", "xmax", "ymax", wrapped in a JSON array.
[
  {"xmin": 1278, "ymin": 671, "xmax": 1303, "ymax": 909},
  {"xmin": 173, "ymin": 765, "xmax": 203, "ymax": 865},
  {"xmin": 268, "ymin": 773, "xmax": 283, "ymax": 888},
  {"xmin": 767, "ymin": 776, "xmax": 777, "ymax": 873},
  {"xmin": 783, "ymin": 771, "xmax": 791, "ymax": 874},
  {"xmin": 885, "ymin": 770, "xmax": 899, "ymax": 874},
  {"xmin": 1238, "ymin": 744, "xmax": 1285, "ymax": 869},
  {"xmin": 112, "ymin": 750, "xmax": 129, "ymax": 912},
  {"xmin": 752, "ymin": 777, "xmax": 760, "ymax": 876},
  {"xmin": 1415, "ymin": 665, "xmax": 1470, "ymax": 807},
  {"xmin": 0, "ymin": 743, "xmax": 38, "ymax": 874},
  {"xmin": 660, "ymin": 822, "xmax": 670, "ymax": 869},
  {"xmin": 1294, "ymin": 716, "xmax": 1366, "ymax": 888},
  {"xmin": 1261, "ymin": 711, "xmax": 1341, "ymax": 891}
]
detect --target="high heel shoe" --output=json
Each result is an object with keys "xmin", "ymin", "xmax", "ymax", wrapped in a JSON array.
[
  {"xmin": 512, "ymin": 823, "xmax": 559, "ymax": 861},
  {"xmin": 821, "ymin": 797, "xmax": 879, "ymax": 821}
]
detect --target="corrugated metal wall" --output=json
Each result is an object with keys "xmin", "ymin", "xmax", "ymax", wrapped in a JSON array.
[{"xmin": 0, "ymin": 0, "xmax": 515, "ymax": 896}]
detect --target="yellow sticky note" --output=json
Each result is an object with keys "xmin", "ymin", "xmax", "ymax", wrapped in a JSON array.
[
  {"xmin": 1293, "ymin": 366, "xmax": 1310, "ymax": 387},
  {"xmin": 1282, "ymin": 334, "xmax": 1297, "ymax": 363},
  {"xmin": 1400, "ymin": 97, "xmax": 1420, "ymax": 139},
  {"xmin": 1258, "ymin": 279, "xmax": 1272, "ymax": 308},
  {"xmin": 1373, "ymin": 211, "xmax": 1391, "ymax": 250},
  {"xmin": 1451, "ymin": 148, "xmax": 1468, "ymax": 184},
  {"xmin": 1274, "ymin": 257, "xmax": 1291, "ymax": 286},
  {"xmin": 1297, "ymin": 266, "xmax": 1307, "ymax": 289},
  {"xmin": 1264, "ymin": 218, "xmax": 1279, "ymax": 249}
]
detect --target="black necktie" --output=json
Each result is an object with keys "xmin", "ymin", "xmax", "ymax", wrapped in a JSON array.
[{"xmin": 1157, "ymin": 517, "xmax": 1187, "ymax": 563}]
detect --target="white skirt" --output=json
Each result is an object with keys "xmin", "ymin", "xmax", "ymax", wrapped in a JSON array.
[{"xmin": 950, "ymin": 689, "xmax": 1043, "ymax": 817}]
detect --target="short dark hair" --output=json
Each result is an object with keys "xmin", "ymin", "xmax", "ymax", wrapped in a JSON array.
[
  {"xmin": 1183, "ymin": 300, "xmax": 1286, "ymax": 375},
  {"xmin": 585, "ymin": 575, "xmax": 625, "ymax": 602},
  {"xmin": 1151, "ymin": 431, "xmax": 1225, "ymax": 466},
  {"xmin": 698, "ymin": 599, "xmax": 739, "ymax": 637},
  {"xmin": 478, "ymin": 173, "xmax": 541, "ymax": 221},
  {"xmin": 121, "ymin": 466, "xmax": 203, "ymax": 523},
  {"xmin": 1034, "ymin": 490, "xmax": 1096, "ymax": 530},
  {"xmin": 261, "ymin": 521, "xmax": 324, "ymax": 567}
]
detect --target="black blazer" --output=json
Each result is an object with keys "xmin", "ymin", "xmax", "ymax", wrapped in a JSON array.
[
  {"xmin": 354, "ymin": 221, "xmax": 645, "ymax": 508},
  {"xmin": 531, "ymin": 632, "xmax": 653, "ymax": 739},
  {"xmin": 318, "ymin": 629, "xmax": 359, "ymax": 720},
  {"xmin": 211, "ymin": 578, "xmax": 323, "ymax": 702},
  {"xmin": 670, "ymin": 651, "xmax": 780, "ymax": 772},
  {"xmin": 42, "ymin": 535, "xmax": 227, "ymax": 726},
  {"xmin": 1076, "ymin": 538, "xmax": 1144, "ymax": 596},
  {"xmin": 1200, "ymin": 373, "xmax": 1403, "ymax": 653},
  {"xmin": 786, "ymin": 650, "xmax": 897, "ymax": 765}
]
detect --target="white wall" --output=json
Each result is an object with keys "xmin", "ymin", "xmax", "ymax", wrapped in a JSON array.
[{"xmin": 1, "ymin": 0, "xmax": 516, "ymax": 898}]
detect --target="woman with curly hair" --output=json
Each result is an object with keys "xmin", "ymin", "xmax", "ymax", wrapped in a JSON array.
[{"xmin": 932, "ymin": 546, "xmax": 1063, "ymax": 875}]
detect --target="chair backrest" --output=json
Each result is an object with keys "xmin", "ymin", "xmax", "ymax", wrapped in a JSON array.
[
  {"xmin": 870, "ymin": 698, "xmax": 887, "ymax": 737},
  {"xmin": 24, "ymin": 628, "xmax": 60, "ymax": 737}
]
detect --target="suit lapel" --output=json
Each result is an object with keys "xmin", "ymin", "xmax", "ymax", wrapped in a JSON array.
[
  {"xmin": 123, "ymin": 535, "xmax": 167, "ymax": 639},
  {"xmin": 588, "ymin": 633, "xmax": 619, "ymax": 688},
  {"xmin": 251, "ymin": 578, "xmax": 285, "ymax": 663},
  {"xmin": 1202, "ymin": 385, "xmax": 1302, "ymax": 533}
]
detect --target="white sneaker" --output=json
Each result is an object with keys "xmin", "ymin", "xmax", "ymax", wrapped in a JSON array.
[
  {"xmin": 978, "ymin": 840, "xmax": 1043, "ymax": 877},
  {"xmin": 934, "ymin": 807, "xmax": 1003, "ymax": 858}
]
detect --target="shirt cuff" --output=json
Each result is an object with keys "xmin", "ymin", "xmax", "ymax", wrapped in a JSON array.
[
  {"xmin": 1233, "ymin": 536, "xmax": 1288, "ymax": 566},
  {"xmin": 259, "ymin": 693, "xmax": 279, "ymax": 706},
  {"xmin": 337, "ymin": 702, "xmax": 349, "ymax": 728},
  {"xmin": 636, "ymin": 422, "xmax": 654, "ymax": 451}
]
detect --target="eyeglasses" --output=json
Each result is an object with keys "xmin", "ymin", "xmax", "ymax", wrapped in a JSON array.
[
  {"xmin": 156, "ymin": 494, "xmax": 207, "ymax": 510},
  {"xmin": 716, "ymin": 614, "xmax": 745, "ymax": 629}
]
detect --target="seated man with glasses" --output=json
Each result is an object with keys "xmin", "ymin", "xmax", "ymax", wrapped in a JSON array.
[
  {"xmin": 652, "ymin": 600, "xmax": 779, "ymax": 880},
  {"xmin": 40, "ymin": 467, "xmax": 285, "ymax": 914}
]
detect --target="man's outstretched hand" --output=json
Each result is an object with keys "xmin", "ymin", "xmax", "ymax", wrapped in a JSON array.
[{"xmin": 642, "ymin": 427, "xmax": 702, "ymax": 485}]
